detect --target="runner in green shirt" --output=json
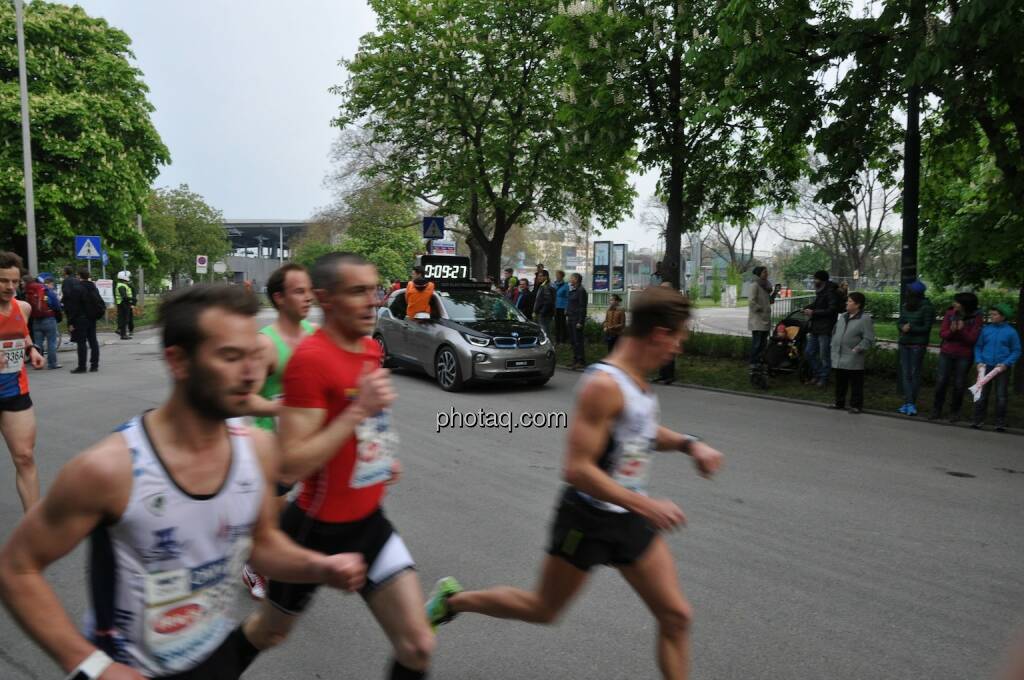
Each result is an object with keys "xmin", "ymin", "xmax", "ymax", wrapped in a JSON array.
[{"xmin": 244, "ymin": 263, "xmax": 316, "ymax": 599}]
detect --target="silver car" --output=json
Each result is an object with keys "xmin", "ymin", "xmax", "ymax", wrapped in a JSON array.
[{"xmin": 374, "ymin": 286, "xmax": 556, "ymax": 391}]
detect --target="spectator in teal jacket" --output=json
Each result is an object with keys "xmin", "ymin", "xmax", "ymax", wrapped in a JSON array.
[
  {"xmin": 972, "ymin": 303, "xmax": 1020, "ymax": 432},
  {"xmin": 896, "ymin": 280, "xmax": 935, "ymax": 416}
]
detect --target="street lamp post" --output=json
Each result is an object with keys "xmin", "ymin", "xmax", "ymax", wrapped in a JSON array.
[{"xmin": 14, "ymin": 0, "xmax": 38, "ymax": 275}]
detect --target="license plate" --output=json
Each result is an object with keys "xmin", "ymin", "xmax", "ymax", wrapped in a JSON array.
[{"xmin": 506, "ymin": 359, "xmax": 534, "ymax": 368}]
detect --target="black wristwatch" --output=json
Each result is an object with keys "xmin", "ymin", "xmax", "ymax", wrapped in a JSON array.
[{"xmin": 681, "ymin": 434, "xmax": 702, "ymax": 455}]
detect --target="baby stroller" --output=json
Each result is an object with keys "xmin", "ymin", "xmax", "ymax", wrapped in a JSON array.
[{"xmin": 750, "ymin": 310, "xmax": 811, "ymax": 388}]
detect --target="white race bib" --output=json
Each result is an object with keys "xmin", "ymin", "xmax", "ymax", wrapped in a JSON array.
[
  {"xmin": 1, "ymin": 338, "xmax": 25, "ymax": 374},
  {"xmin": 142, "ymin": 538, "xmax": 250, "ymax": 672},
  {"xmin": 611, "ymin": 438, "xmax": 653, "ymax": 494},
  {"xmin": 351, "ymin": 410, "xmax": 398, "ymax": 489}
]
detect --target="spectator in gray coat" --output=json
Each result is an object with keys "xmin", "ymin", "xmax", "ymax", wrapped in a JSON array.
[
  {"xmin": 828, "ymin": 292, "xmax": 875, "ymax": 413},
  {"xmin": 747, "ymin": 266, "xmax": 781, "ymax": 368}
]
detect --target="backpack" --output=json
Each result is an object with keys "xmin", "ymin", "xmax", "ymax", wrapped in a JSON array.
[
  {"xmin": 85, "ymin": 282, "xmax": 107, "ymax": 321},
  {"xmin": 26, "ymin": 284, "xmax": 50, "ymax": 319}
]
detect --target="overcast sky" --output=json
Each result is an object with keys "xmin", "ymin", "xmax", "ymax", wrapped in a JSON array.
[{"xmin": 72, "ymin": 1, "xmax": 674, "ymax": 253}]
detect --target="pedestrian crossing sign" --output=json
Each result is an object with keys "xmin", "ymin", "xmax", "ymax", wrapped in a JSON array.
[
  {"xmin": 422, "ymin": 216, "xmax": 445, "ymax": 240},
  {"xmin": 74, "ymin": 235, "xmax": 102, "ymax": 260}
]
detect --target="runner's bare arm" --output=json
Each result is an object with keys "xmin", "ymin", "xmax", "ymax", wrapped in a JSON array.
[
  {"xmin": 654, "ymin": 427, "xmax": 723, "ymax": 478},
  {"xmin": 247, "ymin": 429, "xmax": 365, "ymax": 591},
  {"xmin": 246, "ymin": 334, "xmax": 281, "ymax": 418},
  {"xmin": 17, "ymin": 300, "xmax": 44, "ymax": 369},
  {"xmin": 277, "ymin": 366, "xmax": 393, "ymax": 480},
  {"xmin": 0, "ymin": 437, "xmax": 135, "ymax": 675}
]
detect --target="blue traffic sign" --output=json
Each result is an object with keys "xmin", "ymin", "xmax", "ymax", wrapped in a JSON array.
[
  {"xmin": 422, "ymin": 216, "xmax": 445, "ymax": 240},
  {"xmin": 74, "ymin": 235, "xmax": 102, "ymax": 261}
]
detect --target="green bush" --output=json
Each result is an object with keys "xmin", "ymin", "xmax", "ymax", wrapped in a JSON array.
[
  {"xmin": 865, "ymin": 288, "xmax": 1018, "ymax": 323},
  {"xmin": 684, "ymin": 332, "xmax": 749, "ymax": 360}
]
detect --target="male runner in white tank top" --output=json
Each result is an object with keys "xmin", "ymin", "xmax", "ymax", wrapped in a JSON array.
[
  {"xmin": 426, "ymin": 285, "xmax": 724, "ymax": 680},
  {"xmin": 0, "ymin": 284, "xmax": 366, "ymax": 680}
]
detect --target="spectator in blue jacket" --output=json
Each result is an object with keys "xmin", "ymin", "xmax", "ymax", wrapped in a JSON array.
[
  {"xmin": 553, "ymin": 270, "xmax": 569, "ymax": 344},
  {"xmin": 971, "ymin": 303, "xmax": 1020, "ymax": 432}
]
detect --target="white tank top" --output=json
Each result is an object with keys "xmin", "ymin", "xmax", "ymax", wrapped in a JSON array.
[
  {"xmin": 85, "ymin": 415, "xmax": 264, "ymax": 676},
  {"xmin": 573, "ymin": 362, "xmax": 660, "ymax": 513}
]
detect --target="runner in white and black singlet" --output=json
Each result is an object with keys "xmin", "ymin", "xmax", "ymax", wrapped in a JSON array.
[
  {"xmin": 0, "ymin": 284, "xmax": 365, "ymax": 680},
  {"xmin": 426, "ymin": 286, "xmax": 724, "ymax": 680}
]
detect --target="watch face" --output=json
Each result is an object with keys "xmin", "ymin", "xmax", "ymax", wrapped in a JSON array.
[{"xmin": 420, "ymin": 256, "xmax": 471, "ymax": 281}]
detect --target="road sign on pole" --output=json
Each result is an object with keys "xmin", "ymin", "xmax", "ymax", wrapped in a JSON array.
[
  {"xmin": 196, "ymin": 255, "xmax": 208, "ymax": 275},
  {"xmin": 74, "ymin": 235, "xmax": 102, "ymax": 260},
  {"xmin": 213, "ymin": 261, "xmax": 227, "ymax": 274},
  {"xmin": 422, "ymin": 216, "xmax": 445, "ymax": 240}
]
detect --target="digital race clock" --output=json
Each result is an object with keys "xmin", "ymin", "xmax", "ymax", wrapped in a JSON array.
[{"xmin": 419, "ymin": 255, "xmax": 472, "ymax": 281}]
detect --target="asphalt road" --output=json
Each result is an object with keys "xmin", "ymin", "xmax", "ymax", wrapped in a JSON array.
[{"xmin": 1, "ymin": 329, "xmax": 1022, "ymax": 680}]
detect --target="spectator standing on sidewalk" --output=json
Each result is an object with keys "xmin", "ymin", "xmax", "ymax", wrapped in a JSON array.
[
  {"xmin": 114, "ymin": 271, "xmax": 136, "ymax": 340},
  {"xmin": 24, "ymin": 278, "xmax": 61, "ymax": 370},
  {"xmin": 802, "ymin": 270, "xmax": 843, "ymax": 388},
  {"xmin": 747, "ymin": 266, "xmax": 781, "ymax": 369},
  {"xmin": 649, "ymin": 261, "xmax": 663, "ymax": 287},
  {"xmin": 971, "ymin": 303, "xmax": 1020, "ymax": 432},
  {"xmin": 828, "ymin": 292, "xmax": 874, "ymax": 414},
  {"xmin": 68, "ymin": 269, "xmax": 103, "ymax": 374},
  {"xmin": 514, "ymin": 278, "xmax": 535, "ymax": 319},
  {"xmin": 553, "ymin": 270, "xmax": 569, "ymax": 344},
  {"xmin": 533, "ymin": 270, "xmax": 555, "ymax": 337},
  {"xmin": 566, "ymin": 273, "xmax": 588, "ymax": 369},
  {"xmin": 896, "ymin": 280, "xmax": 935, "ymax": 416},
  {"xmin": 603, "ymin": 294, "xmax": 625, "ymax": 352},
  {"xmin": 930, "ymin": 292, "xmax": 982, "ymax": 422}
]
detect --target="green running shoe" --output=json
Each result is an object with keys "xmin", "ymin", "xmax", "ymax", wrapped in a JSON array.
[{"xmin": 425, "ymin": 576, "xmax": 463, "ymax": 630}]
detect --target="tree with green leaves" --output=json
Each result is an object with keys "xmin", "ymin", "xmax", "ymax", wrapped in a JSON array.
[
  {"xmin": 781, "ymin": 245, "xmax": 830, "ymax": 286},
  {"xmin": 333, "ymin": 0, "xmax": 634, "ymax": 280},
  {"xmin": 551, "ymin": 0, "xmax": 805, "ymax": 289},
  {"xmin": 294, "ymin": 183, "xmax": 421, "ymax": 285},
  {"xmin": 142, "ymin": 186, "xmax": 231, "ymax": 289},
  {"xmin": 0, "ymin": 1, "xmax": 168, "ymax": 269}
]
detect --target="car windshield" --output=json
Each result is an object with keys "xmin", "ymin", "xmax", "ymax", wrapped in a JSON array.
[{"xmin": 439, "ymin": 290, "xmax": 526, "ymax": 323}]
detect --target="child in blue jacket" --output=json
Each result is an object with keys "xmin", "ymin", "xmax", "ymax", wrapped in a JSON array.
[{"xmin": 972, "ymin": 303, "xmax": 1021, "ymax": 431}]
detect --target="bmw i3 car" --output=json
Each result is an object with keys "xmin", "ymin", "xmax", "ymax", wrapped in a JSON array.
[{"xmin": 374, "ymin": 284, "xmax": 556, "ymax": 392}]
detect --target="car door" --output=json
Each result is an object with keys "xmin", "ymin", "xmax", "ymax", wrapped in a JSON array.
[
  {"xmin": 407, "ymin": 292, "xmax": 447, "ymax": 370},
  {"xmin": 379, "ymin": 292, "xmax": 410, "ymax": 362}
]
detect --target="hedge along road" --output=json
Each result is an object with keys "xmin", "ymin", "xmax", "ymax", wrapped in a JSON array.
[{"xmin": 0, "ymin": 333, "xmax": 1021, "ymax": 679}]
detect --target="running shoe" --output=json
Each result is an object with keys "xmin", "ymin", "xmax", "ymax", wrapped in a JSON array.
[
  {"xmin": 242, "ymin": 564, "xmax": 267, "ymax": 600},
  {"xmin": 425, "ymin": 576, "xmax": 463, "ymax": 630},
  {"xmin": 897, "ymin": 404, "xmax": 909, "ymax": 414},
  {"xmin": 906, "ymin": 404, "xmax": 918, "ymax": 416}
]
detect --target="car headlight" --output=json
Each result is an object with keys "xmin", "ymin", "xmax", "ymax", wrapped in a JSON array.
[
  {"xmin": 539, "ymin": 331, "xmax": 550, "ymax": 345},
  {"xmin": 464, "ymin": 333, "xmax": 491, "ymax": 347}
]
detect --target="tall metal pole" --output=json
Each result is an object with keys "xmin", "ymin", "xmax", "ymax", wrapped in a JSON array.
[
  {"xmin": 279, "ymin": 226, "xmax": 283, "ymax": 265},
  {"xmin": 136, "ymin": 214, "xmax": 145, "ymax": 306},
  {"xmin": 899, "ymin": 0, "xmax": 925, "ymax": 295},
  {"xmin": 15, "ymin": 0, "xmax": 38, "ymax": 275}
]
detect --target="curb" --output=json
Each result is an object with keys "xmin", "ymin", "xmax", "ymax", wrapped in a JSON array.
[{"xmin": 555, "ymin": 365, "xmax": 1023, "ymax": 437}]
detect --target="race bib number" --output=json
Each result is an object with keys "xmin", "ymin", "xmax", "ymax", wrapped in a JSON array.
[
  {"xmin": 611, "ymin": 438, "xmax": 653, "ymax": 494},
  {"xmin": 351, "ymin": 409, "xmax": 398, "ymax": 489},
  {"xmin": 1, "ymin": 339, "xmax": 25, "ymax": 374},
  {"xmin": 142, "ymin": 538, "xmax": 251, "ymax": 672}
]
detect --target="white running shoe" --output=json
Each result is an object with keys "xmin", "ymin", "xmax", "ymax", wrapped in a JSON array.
[{"xmin": 242, "ymin": 564, "xmax": 267, "ymax": 600}]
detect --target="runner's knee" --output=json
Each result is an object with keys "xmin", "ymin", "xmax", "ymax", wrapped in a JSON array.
[
  {"xmin": 656, "ymin": 602, "xmax": 692, "ymax": 637},
  {"xmin": 244, "ymin": 611, "xmax": 294, "ymax": 650},
  {"xmin": 395, "ymin": 628, "xmax": 434, "ymax": 668},
  {"xmin": 9, "ymin": 446, "xmax": 35, "ymax": 473}
]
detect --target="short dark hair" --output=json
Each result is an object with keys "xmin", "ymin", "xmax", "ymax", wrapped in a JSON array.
[
  {"xmin": 555, "ymin": 270, "xmax": 565, "ymax": 277},
  {"xmin": 78, "ymin": 268, "xmax": 91, "ymax": 280},
  {"xmin": 626, "ymin": 286, "xmax": 691, "ymax": 338},
  {"xmin": 266, "ymin": 263, "xmax": 308, "ymax": 309},
  {"xmin": 503, "ymin": 267, "xmax": 513, "ymax": 274},
  {"xmin": 412, "ymin": 266, "xmax": 424, "ymax": 276},
  {"xmin": 63, "ymin": 265, "xmax": 75, "ymax": 277},
  {"xmin": 954, "ymin": 292, "xmax": 978, "ymax": 316},
  {"xmin": 813, "ymin": 270, "xmax": 830, "ymax": 282},
  {"xmin": 570, "ymin": 273, "xmax": 582, "ymax": 284},
  {"xmin": 848, "ymin": 291, "xmax": 866, "ymax": 309},
  {"xmin": 752, "ymin": 266, "xmax": 766, "ymax": 277},
  {"xmin": 310, "ymin": 252, "xmax": 369, "ymax": 291},
  {"xmin": 159, "ymin": 283, "xmax": 260, "ymax": 355},
  {"xmin": 0, "ymin": 251, "xmax": 24, "ymax": 274}
]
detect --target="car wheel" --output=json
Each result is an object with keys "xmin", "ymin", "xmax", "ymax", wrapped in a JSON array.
[
  {"xmin": 435, "ymin": 346, "xmax": 464, "ymax": 392},
  {"xmin": 374, "ymin": 334, "xmax": 394, "ymax": 368}
]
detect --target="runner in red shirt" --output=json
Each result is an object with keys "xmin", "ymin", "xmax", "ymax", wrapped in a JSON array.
[
  {"xmin": 243, "ymin": 252, "xmax": 434, "ymax": 680},
  {"xmin": 0, "ymin": 252, "xmax": 44, "ymax": 510}
]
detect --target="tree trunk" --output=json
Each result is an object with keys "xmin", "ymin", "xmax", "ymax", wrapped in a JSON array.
[
  {"xmin": 662, "ymin": 160, "xmax": 684, "ymax": 291},
  {"xmin": 466, "ymin": 233, "xmax": 487, "ymax": 282},
  {"xmin": 485, "ymin": 223, "xmax": 508, "ymax": 282}
]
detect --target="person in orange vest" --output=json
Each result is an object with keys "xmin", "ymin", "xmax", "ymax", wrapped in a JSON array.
[{"xmin": 406, "ymin": 266, "xmax": 435, "ymax": 321}]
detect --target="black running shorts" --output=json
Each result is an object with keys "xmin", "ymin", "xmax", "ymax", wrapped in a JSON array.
[
  {"xmin": 268, "ymin": 504, "xmax": 415, "ymax": 613},
  {"xmin": 155, "ymin": 628, "xmax": 256, "ymax": 680},
  {"xmin": 0, "ymin": 393, "xmax": 32, "ymax": 412},
  {"xmin": 547, "ymin": 487, "xmax": 656, "ymax": 572}
]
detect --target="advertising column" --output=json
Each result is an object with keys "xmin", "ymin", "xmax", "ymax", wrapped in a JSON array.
[
  {"xmin": 611, "ymin": 244, "xmax": 626, "ymax": 292},
  {"xmin": 592, "ymin": 241, "xmax": 611, "ymax": 292}
]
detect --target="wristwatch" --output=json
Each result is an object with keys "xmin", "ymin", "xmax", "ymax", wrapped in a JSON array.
[
  {"xmin": 681, "ymin": 434, "xmax": 702, "ymax": 454},
  {"xmin": 65, "ymin": 650, "xmax": 113, "ymax": 680}
]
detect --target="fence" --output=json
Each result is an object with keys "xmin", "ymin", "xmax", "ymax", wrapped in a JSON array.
[{"xmin": 771, "ymin": 295, "xmax": 814, "ymax": 325}]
